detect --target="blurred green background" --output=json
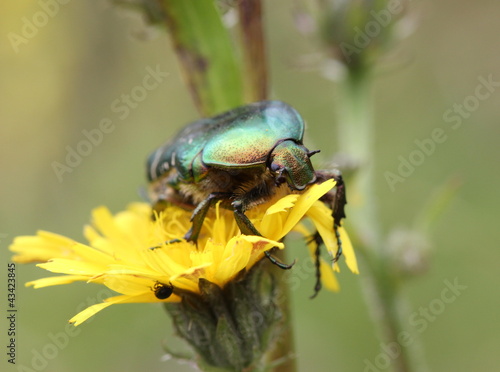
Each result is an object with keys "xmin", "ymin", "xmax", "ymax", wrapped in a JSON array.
[{"xmin": 1, "ymin": 1, "xmax": 499, "ymax": 371}]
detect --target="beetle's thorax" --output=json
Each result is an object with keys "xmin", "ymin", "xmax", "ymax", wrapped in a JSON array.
[
  {"xmin": 187, "ymin": 167, "xmax": 277, "ymax": 205},
  {"xmin": 149, "ymin": 161, "xmax": 280, "ymax": 209},
  {"xmin": 269, "ymin": 140, "xmax": 317, "ymax": 190}
]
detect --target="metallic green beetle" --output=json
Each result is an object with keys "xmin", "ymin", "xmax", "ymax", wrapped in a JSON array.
[{"xmin": 147, "ymin": 100, "xmax": 346, "ymax": 297}]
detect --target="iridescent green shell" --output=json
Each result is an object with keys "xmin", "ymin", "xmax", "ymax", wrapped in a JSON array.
[{"xmin": 147, "ymin": 101, "xmax": 305, "ymax": 183}]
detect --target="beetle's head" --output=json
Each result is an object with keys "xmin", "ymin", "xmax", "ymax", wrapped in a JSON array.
[{"xmin": 269, "ymin": 140, "xmax": 318, "ymax": 190}]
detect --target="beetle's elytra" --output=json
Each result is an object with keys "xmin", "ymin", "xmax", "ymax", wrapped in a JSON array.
[{"xmin": 147, "ymin": 101, "xmax": 346, "ymax": 297}]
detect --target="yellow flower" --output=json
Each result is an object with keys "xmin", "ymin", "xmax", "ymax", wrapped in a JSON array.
[{"xmin": 9, "ymin": 179, "xmax": 357, "ymax": 326}]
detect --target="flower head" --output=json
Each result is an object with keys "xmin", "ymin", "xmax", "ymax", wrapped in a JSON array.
[{"xmin": 10, "ymin": 179, "xmax": 357, "ymax": 326}]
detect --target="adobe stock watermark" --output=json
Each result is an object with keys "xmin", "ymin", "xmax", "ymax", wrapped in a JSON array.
[
  {"xmin": 281, "ymin": 256, "xmax": 317, "ymax": 294},
  {"xmin": 363, "ymin": 277, "xmax": 467, "ymax": 372},
  {"xmin": 7, "ymin": 0, "xmax": 72, "ymax": 54},
  {"xmin": 274, "ymin": 253, "xmax": 329, "ymax": 305},
  {"xmin": 385, "ymin": 74, "xmax": 500, "ymax": 191},
  {"xmin": 51, "ymin": 64, "xmax": 169, "ymax": 183},
  {"xmin": 339, "ymin": 0, "xmax": 408, "ymax": 63},
  {"xmin": 16, "ymin": 288, "xmax": 114, "ymax": 372}
]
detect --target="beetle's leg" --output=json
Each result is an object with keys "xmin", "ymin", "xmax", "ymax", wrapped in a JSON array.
[
  {"xmin": 149, "ymin": 238, "xmax": 182, "ymax": 250},
  {"xmin": 264, "ymin": 249, "xmax": 295, "ymax": 270},
  {"xmin": 308, "ymin": 231, "xmax": 323, "ymax": 299},
  {"xmin": 316, "ymin": 170, "xmax": 347, "ymax": 263},
  {"xmin": 333, "ymin": 225, "xmax": 343, "ymax": 263},
  {"xmin": 232, "ymin": 200, "xmax": 295, "ymax": 270},
  {"xmin": 150, "ymin": 192, "xmax": 231, "ymax": 250},
  {"xmin": 330, "ymin": 173, "xmax": 347, "ymax": 227},
  {"xmin": 185, "ymin": 192, "xmax": 232, "ymax": 242},
  {"xmin": 331, "ymin": 174, "xmax": 345, "ymax": 264}
]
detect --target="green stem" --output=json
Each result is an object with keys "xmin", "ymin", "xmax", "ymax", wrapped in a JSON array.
[
  {"xmin": 336, "ymin": 69, "xmax": 379, "ymax": 247},
  {"xmin": 336, "ymin": 69, "xmax": 428, "ymax": 372}
]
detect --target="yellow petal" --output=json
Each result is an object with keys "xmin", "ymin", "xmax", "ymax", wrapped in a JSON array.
[
  {"xmin": 265, "ymin": 194, "xmax": 299, "ymax": 215},
  {"xmin": 143, "ymin": 245, "xmax": 193, "ymax": 277},
  {"xmin": 104, "ymin": 266, "xmax": 163, "ymax": 279},
  {"xmin": 103, "ymin": 275, "xmax": 155, "ymax": 296},
  {"xmin": 319, "ymin": 259, "xmax": 340, "ymax": 292},
  {"xmin": 70, "ymin": 243, "xmax": 114, "ymax": 264},
  {"xmin": 211, "ymin": 237, "xmax": 251, "ymax": 285},
  {"xmin": 292, "ymin": 222, "xmax": 312, "ymax": 237},
  {"xmin": 306, "ymin": 203, "xmax": 358, "ymax": 274},
  {"xmin": 37, "ymin": 258, "xmax": 106, "ymax": 276},
  {"xmin": 307, "ymin": 202, "xmax": 337, "ymax": 254},
  {"xmin": 69, "ymin": 302, "xmax": 114, "ymax": 326},
  {"xmin": 280, "ymin": 180, "xmax": 336, "ymax": 238},
  {"xmin": 69, "ymin": 291, "xmax": 179, "ymax": 326},
  {"xmin": 243, "ymin": 235, "xmax": 283, "ymax": 269},
  {"xmin": 170, "ymin": 263, "xmax": 213, "ymax": 293},
  {"xmin": 106, "ymin": 292, "xmax": 181, "ymax": 304},
  {"xmin": 338, "ymin": 226, "xmax": 358, "ymax": 274},
  {"xmin": 27, "ymin": 275, "xmax": 90, "ymax": 288},
  {"xmin": 9, "ymin": 231, "xmax": 78, "ymax": 263}
]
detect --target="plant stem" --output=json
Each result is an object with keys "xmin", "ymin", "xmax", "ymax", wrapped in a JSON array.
[
  {"xmin": 268, "ymin": 258, "xmax": 297, "ymax": 372},
  {"xmin": 336, "ymin": 69, "xmax": 428, "ymax": 372},
  {"xmin": 156, "ymin": 2, "xmax": 298, "ymax": 370},
  {"xmin": 336, "ymin": 69, "xmax": 380, "ymax": 247},
  {"xmin": 237, "ymin": 0, "xmax": 267, "ymax": 102},
  {"xmin": 157, "ymin": 0, "xmax": 244, "ymax": 116},
  {"xmin": 236, "ymin": 5, "xmax": 296, "ymax": 369}
]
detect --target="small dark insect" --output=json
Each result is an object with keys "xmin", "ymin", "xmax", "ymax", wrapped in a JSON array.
[
  {"xmin": 153, "ymin": 282, "xmax": 174, "ymax": 300},
  {"xmin": 146, "ymin": 101, "xmax": 346, "ymax": 297}
]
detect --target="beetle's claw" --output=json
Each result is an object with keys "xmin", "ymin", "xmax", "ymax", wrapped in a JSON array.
[
  {"xmin": 183, "ymin": 227, "xmax": 196, "ymax": 242},
  {"xmin": 310, "ymin": 281, "xmax": 322, "ymax": 299},
  {"xmin": 265, "ymin": 250, "xmax": 295, "ymax": 270}
]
